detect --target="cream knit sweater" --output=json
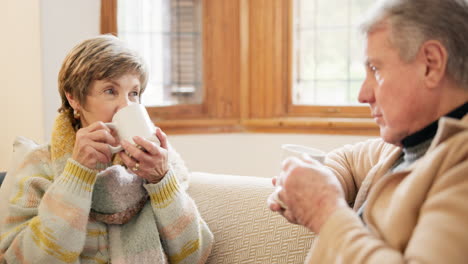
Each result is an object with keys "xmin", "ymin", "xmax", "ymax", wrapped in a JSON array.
[{"xmin": 0, "ymin": 112, "xmax": 213, "ymax": 264}]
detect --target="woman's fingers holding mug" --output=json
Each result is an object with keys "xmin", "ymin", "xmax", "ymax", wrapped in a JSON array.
[
  {"xmin": 155, "ymin": 128, "xmax": 168, "ymax": 149},
  {"xmin": 72, "ymin": 140, "xmax": 113, "ymax": 168},
  {"xmin": 132, "ymin": 136, "xmax": 160, "ymax": 155},
  {"xmin": 125, "ymin": 138, "xmax": 168, "ymax": 169},
  {"xmin": 119, "ymin": 149, "xmax": 138, "ymax": 167},
  {"xmin": 85, "ymin": 121, "xmax": 112, "ymax": 133},
  {"xmin": 88, "ymin": 128, "xmax": 118, "ymax": 145},
  {"xmin": 77, "ymin": 121, "xmax": 117, "ymax": 145},
  {"xmin": 121, "ymin": 140, "xmax": 142, "ymax": 160},
  {"xmin": 91, "ymin": 142, "xmax": 114, "ymax": 163},
  {"xmin": 121, "ymin": 139, "xmax": 158, "ymax": 165}
]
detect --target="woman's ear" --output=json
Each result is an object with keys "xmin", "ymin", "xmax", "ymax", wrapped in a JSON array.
[
  {"xmin": 420, "ymin": 40, "xmax": 448, "ymax": 89},
  {"xmin": 65, "ymin": 92, "xmax": 80, "ymax": 111}
]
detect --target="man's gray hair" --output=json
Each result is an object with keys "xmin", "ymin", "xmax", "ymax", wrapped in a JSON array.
[{"xmin": 360, "ymin": 0, "xmax": 468, "ymax": 90}]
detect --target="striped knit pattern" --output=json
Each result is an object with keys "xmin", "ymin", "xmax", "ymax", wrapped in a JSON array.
[{"xmin": 0, "ymin": 112, "xmax": 213, "ymax": 264}]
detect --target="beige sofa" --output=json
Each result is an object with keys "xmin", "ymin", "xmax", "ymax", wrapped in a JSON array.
[
  {"xmin": 0, "ymin": 137, "xmax": 315, "ymax": 263},
  {"xmin": 0, "ymin": 171, "xmax": 315, "ymax": 263},
  {"xmin": 188, "ymin": 172, "xmax": 315, "ymax": 263}
]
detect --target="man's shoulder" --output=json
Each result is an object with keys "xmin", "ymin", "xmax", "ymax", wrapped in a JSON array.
[
  {"xmin": 353, "ymin": 138, "xmax": 399, "ymax": 156},
  {"xmin": 332, "ymin": 138, "xmax": 400, "ymax": 168},
  {"xmin": 424, "ymin": 116, "xmax": 468, "ymax": 172},
  {"xmin": 431, "ymin": 114, "xmax": 468, "ymax": 149}
]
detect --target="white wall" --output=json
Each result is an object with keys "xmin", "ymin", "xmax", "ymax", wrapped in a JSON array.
[
  {"xmin": 0, "ymin": 0, "xmax": 44, "ymax": 171},
  {"xmin": 41, "ymin": 0, "xmax": 100, "ymax": 140},
  {"xmin": 0, "ymin": 1, "xmax": 377, "ymax": 176},
  {"xmin": 0, "ymin": 0, "xmax": 100, "ymax": 171},
  {"xmin": 170, "ymin": 133, "xmax": 374, "ymax": 178}
]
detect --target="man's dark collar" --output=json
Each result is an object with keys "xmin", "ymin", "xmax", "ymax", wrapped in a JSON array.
[{"xmin": 401, "ymin": 102, "xmax": 468, "ymax": 148}]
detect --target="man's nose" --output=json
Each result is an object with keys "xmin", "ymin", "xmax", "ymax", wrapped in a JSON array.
[{"xmin": 358, "ymin": 78, "xmax": 375, "ymax": 104}]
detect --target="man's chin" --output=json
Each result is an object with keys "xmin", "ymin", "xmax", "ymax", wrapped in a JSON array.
[{"xmin": 379, "ymin": 127, "xmax": 404, "ymax": 146}]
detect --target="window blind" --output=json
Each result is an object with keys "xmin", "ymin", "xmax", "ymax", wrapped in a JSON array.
[{"xmin": 118, "ymin": 0, "xmax": 202, "ymax": 106}]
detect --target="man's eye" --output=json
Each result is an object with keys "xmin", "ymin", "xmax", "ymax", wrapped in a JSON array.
[{"xmin": 370, "ymin": 65, "xmax": 377, "ymax": 72}]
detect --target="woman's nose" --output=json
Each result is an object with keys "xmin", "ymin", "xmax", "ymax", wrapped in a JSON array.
[{"xmin": 117, "ymin": 96, "xmax": 135, "ymax": 110}]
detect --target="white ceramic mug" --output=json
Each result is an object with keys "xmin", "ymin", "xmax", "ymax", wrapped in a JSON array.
[
  {"xmin": 271, "ymin": 144, "xmax": 327, "ymax": 209},
  {"xmin": 105, "ymin": 104, "xmax": 160, "ymax": 154},
  {"xmin": 280, "ymin": 144, "xmax": 326, "ymax": 163}
]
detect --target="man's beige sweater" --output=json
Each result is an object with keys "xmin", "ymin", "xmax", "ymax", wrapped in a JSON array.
[{"xmin": 307, "ymin": 114, "xmax": 468, "ymax": 263}]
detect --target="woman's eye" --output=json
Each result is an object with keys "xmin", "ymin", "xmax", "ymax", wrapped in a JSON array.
[
  {"xmin": 104, "ymin": 88, "xmax": 115, "ymax": 95},
  {"xmin": 130, "ymin": 91, "xmax": 139, "ymax": 97},
  {"xmin": 370, "ymin": 65, "xmax": 377, "ymax": 72}
]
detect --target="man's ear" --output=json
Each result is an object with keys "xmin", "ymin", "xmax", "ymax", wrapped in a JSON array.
[
  {"xmin": 65, "ymin": 92, "xmax": 80, "ymax": 111},
  {"xmin": 419, "ymin": 40, "xmax": 448, "ymax": 89}
]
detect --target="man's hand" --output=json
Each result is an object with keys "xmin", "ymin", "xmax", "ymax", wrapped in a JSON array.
[{"xmin": 268, "ymin": 155, "xmax": 348, "ymax": 233}]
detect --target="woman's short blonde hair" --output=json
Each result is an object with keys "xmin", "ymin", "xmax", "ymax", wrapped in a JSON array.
[{"xmin": 58, "ymin": 35, "xmax": 148, "ymax": 124}]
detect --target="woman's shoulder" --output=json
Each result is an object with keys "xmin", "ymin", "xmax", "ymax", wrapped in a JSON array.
[
  {"xmin": 1, "ymin": 138, "xmax": 53, "ymax": 211},
  {"xmin": 9, "ymin": 136, "xmax": 53, "ymax": 177}
]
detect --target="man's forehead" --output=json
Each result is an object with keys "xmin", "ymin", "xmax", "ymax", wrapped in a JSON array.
[
  {"xmin": 363, "ymin": 32, "xmax": 396, "ymax": 68},
  {"xmin": 365, "ymin": 27, "xmax": 393, "ymax": 52},
  {"xmin": 367, "ymin": 18, "xmax": 389, "ymax": 34}
]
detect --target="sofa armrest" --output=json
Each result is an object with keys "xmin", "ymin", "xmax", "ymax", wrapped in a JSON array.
[{"xmin": 188, "ymin": 172, "xmax": 315, "ymax": 264}]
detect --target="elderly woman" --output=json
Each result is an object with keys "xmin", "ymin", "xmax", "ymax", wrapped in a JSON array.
[{"xmin": 0, "ymin": 35, "xmax": 213, "ymax": 263}]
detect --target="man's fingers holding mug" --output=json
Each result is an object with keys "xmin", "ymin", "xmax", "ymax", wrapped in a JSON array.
[
  {"xmin": 300, "ymin": 153, "xmax": 324, "ymax": 165},
  {"xmin": 281, "ymin": 156, "xmax": 302, "ymax": 172},
  {"xmin": 267, "ymin": 192, "xmax": 284, "ymax": 212},
  {"xmin": 272, "ymin": 176, "xmax": 278, "ymax": 186}
]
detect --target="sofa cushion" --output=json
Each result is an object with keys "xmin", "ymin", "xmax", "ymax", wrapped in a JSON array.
[{"xmin": 188, "ymin": 172, "xmax": 315, "ymax": 263}]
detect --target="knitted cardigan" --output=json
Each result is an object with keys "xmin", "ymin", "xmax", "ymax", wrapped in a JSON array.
[{"xmin": 0, "ymin": 113, "xmax": 214, "ymax": 264}]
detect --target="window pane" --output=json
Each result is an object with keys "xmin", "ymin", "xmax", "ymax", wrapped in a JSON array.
[
  {"xmin": 316, "ymin": 0, "xmax": 349, "ymax": 27},
  {"xmin": 118, "ymin": 0, "xmax": 203, "ymax": 106},
  {"xmin": 315, "ymin": 29, "xmax": 348, "ymax": 80},
  {"xmin": 351, "ymin": 0, "xmax": 376, "ymax": 26},
  {"xmin": 293, "ymin": 0, "xmax": 370, "ymax": 106},
  {"xmin": 315, "ymin": 81, "xmax": 349, "ymax": 105},
  {"xmin": 297, "ymin": 31, "xmax": 316, "ymax": 80},
  {"xmin": 295, "ymin": 81, "xmax": 348, "ymax": 105}
]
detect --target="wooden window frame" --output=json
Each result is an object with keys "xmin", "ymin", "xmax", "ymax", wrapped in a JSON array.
[{"xmin": 101, "ymin": 0, "xmax": 379, "ymax": 136}]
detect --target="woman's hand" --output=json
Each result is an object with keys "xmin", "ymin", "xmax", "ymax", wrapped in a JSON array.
[
  {"xmin": 72, "ymin": 121, "xmax": 117, "ymax": 169},
  {"xmin": 119, "ymin": 128, "xmax": 169, "ymax": 184},
  {"xmin": 268, "ymin": 155, "xmax": 348, "ymax": 233}
]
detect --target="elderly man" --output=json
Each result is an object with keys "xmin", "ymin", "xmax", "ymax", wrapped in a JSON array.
[{"xmin": 269, "ymin": 0, "xmax": 468, "ymax": 263}]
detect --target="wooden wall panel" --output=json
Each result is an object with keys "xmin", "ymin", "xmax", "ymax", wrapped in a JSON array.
[
  {"xmin": 203, "ymin": 0, "xmax": 241, "ymax": 119},
  {"xmin": 100, "ymin": 0, "xmax": 117, "ymax": 35},
  {"xmin": 248, "ymin": 0, "xmax": 289, "ymax": 119}
]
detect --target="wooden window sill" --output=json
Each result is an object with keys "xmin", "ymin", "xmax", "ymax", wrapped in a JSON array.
[{"xmin": 156, "ymin": 117, "xmax": 380, "ymax": 136}]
